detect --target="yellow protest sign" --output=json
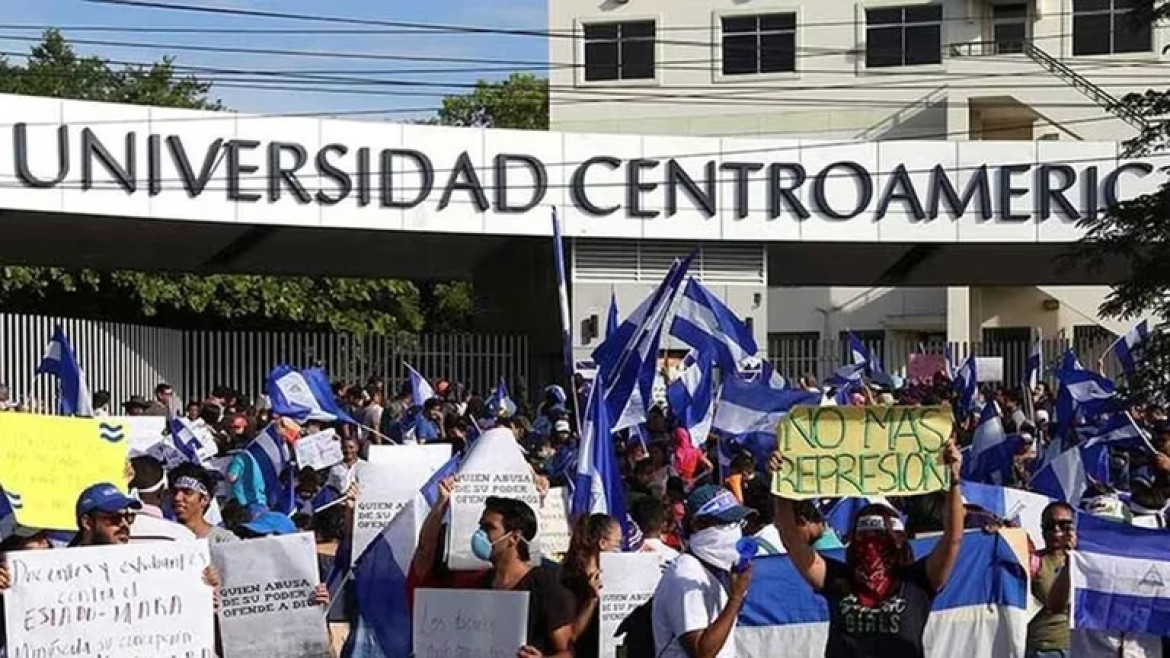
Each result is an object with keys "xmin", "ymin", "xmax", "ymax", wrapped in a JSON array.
[
  {"xmin": 771, "ymin": 405, "xmax": 953, "ymax": 499},
  {"xmin": 0, "ymin": 414, "xmax": 130, "ymax": 529}
]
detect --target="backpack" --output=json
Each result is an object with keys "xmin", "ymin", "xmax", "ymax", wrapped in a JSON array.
[{"xmin": 613, "ymin": 596, "xmax": 656, "ymax": 658}]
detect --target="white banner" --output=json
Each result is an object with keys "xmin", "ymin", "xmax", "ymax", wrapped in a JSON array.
[
  {"xmin": 539, "ymin": 487, "xmax": 572, "ymax": 559},
  {"xmin": 352, "ymin": 445, "xmax": 452, "ymax": 561},
  {"xmin": 600, "ymin": 552, "xmax": 663, "ymax": 658},
  {"xmin": 294, "ymin": 429, "xmax": 343, "ymax": 471},
  {"xmin": 211, "ymin": 532, "xmax": 329, "ymax": 658},
  {"xmin": 413, "ymin": 588, "xmax": 529, "ymax": 658},
  {"xmin": 3, "ymin": 539, "xmax": 215, "ymax": 658},
  {"xmin": 366, "ymin": 443, "xmax": 451, "ymax": 466},
  {"xmin": 446, "ymin": 428, "xmax": 541, "ymax": 570},
  {"xmin": 108, "ymin": 415, "xmax": 169, "ymax": 457}
]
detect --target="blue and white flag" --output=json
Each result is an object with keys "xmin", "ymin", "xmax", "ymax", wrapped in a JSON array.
[
  {"xmin": 735, "ymin": 533, "xmax": 1028, "ymax": 658},
  {"xmin": 485, "ymin": 377, "xmax": 517, "ymax": 419},
  {"xmin": 1071, "ymin": 513, "xmax": 1170, "ymax": 638},
  {"xmin": 846, "ymin": 331, "xmax": 893, "ymax": 387},
  {"xmin": 943, "ymin": 344, "xmax": 956, "ymax": 380},
  {"xmin": 1110, "ymin": 319, "xmax": 1150, "ymax": 376},
  {"xmin": 606, "ymin": 291, "xmax": 619, "ymax": 338},
  {"xmin": 36, "ymin": 325, "xmax": 93, "ymax": 417},
  {"xmin": 665, "ymin": 347, "xmax": 716, "ymax": 449},
  {"xmin": 962, "ymin": 403, "xmax": 1018, "ymax": 485},
  {"xmin": 551, "ymin": 208, "xmax": 576, "ymax": 402},
  {"xmin": 960, "ymin": 481, "xmax": 1053, "ymax": 550},
  {"xmin": 1029, "ymin": 442, "xmax": 1109, "ymax": 504},
  {"xmin": 344, "ymin": 454, "xmax": 460, "ymax": 658},
  {"xmin": 571, "ymin": 370, "xmax": 635, "ymax": 549},
  {"xmin": 670, "ymin": 277, "xmax": 759, "ymax": 372},
  {"xmin": 246, "ymin": 422, "xmax": 296, "ymax": 515},
  {"xmin": 168, "ymin": 417, "xmax": 204, "ymax": 464},
  {"xmin": 1080, "ymin": 411, "xmax": 1155, "ymax": 453},
  {"xmin": 1025, "ymin": 339, "xmax": 1042, "ymax": 390},
  {"xmin": 592, "ymin": 254, "xmax": 692, "ymax": 431},
  {"xmin": 1055, "ymin": 353, "xmax": 1118, "ymax": 441},
  {"xmin": 266, "ymin": 365, "xmax": 355, "ymax": 425},
  {"xmin": 953, "ymin": 356, "xmax": 978, "ymax": 422},
  {"xmin": 404, "ymin": 363, "xmax": 435, "ymax": 408},
  {"xmin": 712, "ymin": 365, "xmax": 821, "ymax": 466}
]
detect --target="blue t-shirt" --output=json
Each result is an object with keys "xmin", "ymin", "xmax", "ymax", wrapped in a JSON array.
[
  {"xmin": 227, "ymin": 451, "xmax": 266, "ymax": 509},
  {"xmin": 415, "ymin": 417, "xmax": 440, "ymax": 442}
]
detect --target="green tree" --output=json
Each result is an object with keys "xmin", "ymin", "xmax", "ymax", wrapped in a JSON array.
[
  {"xmin": 436, "ymin": 73, "xmax": 549, "ymax": 130},
  {"xmin": 0, "ymin": 30, "xmax": 424, "ymax": 334},
  {"xmin": 1065, "ymin": 4, "xmax": 1170, "ymax": 402}
]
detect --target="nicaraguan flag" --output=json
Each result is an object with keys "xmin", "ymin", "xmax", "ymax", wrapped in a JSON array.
[
  {"xmin": 1055, "ymin": 353, "xmax": 1118, "ymax": 441},
  {"xmin": 669, "ymin": 277, "xmax": 759, "ymax": 372},
  {"xmin": 571, "ymin": 370, "xmax": 635, "ymax": 549},
  {"xmin": 1029, "ymin": 442, "xmax": 1109, "ymax": 504},
  {"xmin": 246, "ymin": 422, "xmax": 296, "ymax": 515},
  {"xmin": 485, "ymin": 376, "xmax": 517, "ymax": 419},
  {"xmin": 962, "ymin": 403, "xmax": 1024, "ymax": 485},
  {"xmin": 953, "ymin": 356, "xmax": 978, "ymax": 422},
  {"xmin": 344, "ymin": 454, "xmax": 461, "ymax": 658},
  {"xmin": 960, "ymin": 481, "xmax": 1053, "ymax": 550},
  {"xmin": 168, "ymin": 417, "xmax": 205, "ymax": 464},
  {"xmin": 551, "ymin": 207, "xmax": 576, "ymax": 393},
  {"xmin": 1080, "ymin": 411, "xmax": 1155, "ymax": 453},
  {"xmin": 1025, "ymin": 339, "xmax": 1042, "ymax": 390},
  {"xmin": 1070, "ymin": 512, "xmax": 1170, "ymax": 638},
  {"xmin": 592, "ymin": 254, "xmax": 692, "ymax": 431},
  {"xmin": 1111, "ymin": 319, "xmax": 1151, "ymax": 376},
  {"xmin": 665, "ymin": 347, "xmax": 716, "ymax": 449},
  {"xmin": 266, "ymin": 365, "xmax": 355, "ymax": 425},
  {"xmin": 404, "ymin": 362, "xmax": 435, "ymax": 408},
  {"xmin": 943, "ymin": 344, "xmax": 956, "ymax": 380},
  {"xmin": 36, "ymin": 325, "xmax": 93, "ymax": 417},
  {"xmin": 845, "ymin": 331, "xmax": 893, "ymax": 387},
  {"xmin": 606, "ymin": 291, "xmax": 619, "ymax": 338},
  {"xmin": 712, "ymin": 364, "xmax": 821, "ymax": 466},
  {"xmin": 735, "ymin": 532, "xmax": 1029, "ymax": 658}
]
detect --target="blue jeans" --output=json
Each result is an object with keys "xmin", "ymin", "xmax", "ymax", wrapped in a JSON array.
[{"xmin": 1028, "ymin": 650, "xmax": 1068, "ymax": 658}]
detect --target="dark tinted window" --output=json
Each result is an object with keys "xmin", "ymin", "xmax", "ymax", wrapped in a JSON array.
[
  {"xmin": 1072, "ymin": 0, "xmax": 1152, "ymax": 55},
  {"xmin": 583, "ymin": 20, "xmax": 656, "ymax": 81},
  {"xmin": 865, "ymin": 5, "xmax": 942, "ymax": 68},
  {"xmin": 720, "ymin": 13, "xmax": 797, "ymax": 75}
]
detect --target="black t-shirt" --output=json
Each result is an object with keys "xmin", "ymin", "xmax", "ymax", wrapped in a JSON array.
[
  {"xmin": 477, "ymin": 563, "xmax": 577, "ymax": 655},
  {"xmin": 819, "ymin": 557, "xmax": 936, "ymax": 658}
]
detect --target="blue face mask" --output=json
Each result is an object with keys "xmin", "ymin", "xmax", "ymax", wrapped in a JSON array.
[{"xmin": 471, "ymin": 528, "xmax": 498, "ymax": 562}]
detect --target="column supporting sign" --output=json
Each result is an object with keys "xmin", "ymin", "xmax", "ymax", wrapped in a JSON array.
[{"xmin": 771, "ymin": 406, "xmax": 954, "ymax": 499}]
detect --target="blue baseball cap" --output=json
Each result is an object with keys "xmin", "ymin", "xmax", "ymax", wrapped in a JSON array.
[
  {"xmin": 76, "ymin": 483, "xmax": 142, "ymax": 517},
  {"xmin": 685, "ymin": 485, "xmax": 755, "ymax": 524},
  {"xmin": 241, "ymin": 511, "xmax": 296, "ymax": 537}
]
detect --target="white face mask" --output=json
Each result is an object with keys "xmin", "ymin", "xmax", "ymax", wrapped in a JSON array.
[{"xmin": 688, "ymin": 524, "xmax": 743, "ymax": 572}]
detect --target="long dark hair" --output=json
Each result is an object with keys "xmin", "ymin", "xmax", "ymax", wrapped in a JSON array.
[{"xmin": 562, "ymin": 513, "xmax": 616, "ymax": 599}]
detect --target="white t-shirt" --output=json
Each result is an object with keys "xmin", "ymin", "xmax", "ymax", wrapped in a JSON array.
[
  {"xmin": 130, "ymin": 514, "xmax": 197, "ymax": 543},
  {"xmin": 752, "ymin": 524, "xmax": 786, "ymax": 555},
  {"xmin": 651, "ymin": 553, "xmax": 737, "ymax": 658},
  {"xmin": 640, "ymin": 537, "xmax": 681, "ymax": 569}
]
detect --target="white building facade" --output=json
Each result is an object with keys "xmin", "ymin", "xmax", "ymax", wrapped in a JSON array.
[{"xmin": 548, "ymin": 0, "xmax": 1169, "ymax": 380}]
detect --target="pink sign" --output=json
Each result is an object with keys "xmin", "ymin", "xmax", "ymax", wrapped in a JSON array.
[{"xmin": 908, "ymin": 354, "xmax": 947, "ymax": 382}]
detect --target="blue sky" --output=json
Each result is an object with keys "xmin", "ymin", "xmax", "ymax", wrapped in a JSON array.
[{"xmin": 3, "ymin": 0, "xmax": 548, "ymax": 121}]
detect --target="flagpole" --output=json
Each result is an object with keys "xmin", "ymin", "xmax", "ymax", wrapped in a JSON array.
[
  {"xmin": 551, "ymin": 206, "xmax": 582, "ymax": 433},
  {"xmin": 1099, "ymin": 332, "xmax": 1122, "ymax": 377}
]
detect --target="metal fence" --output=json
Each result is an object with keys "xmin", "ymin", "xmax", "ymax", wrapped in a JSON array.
[
  {"xmin": 767, "ymin": 335, "xmax": 1121, "ymax": 387},
  {"xmin": 0, "ymin": 313, "xmax": 528, "ymax": 411}
]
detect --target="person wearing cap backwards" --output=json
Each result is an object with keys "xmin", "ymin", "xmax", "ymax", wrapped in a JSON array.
[
  {"xmin": 651, "ymin": 484, "xmax": 756, "ymax": 658},
  {"xmin": 768, "ymin": 440, "xmax": 964, "ymax": 658},
  {"xmin": 169, "ymin": 463, "xmax": 240, "ymax": 545}
]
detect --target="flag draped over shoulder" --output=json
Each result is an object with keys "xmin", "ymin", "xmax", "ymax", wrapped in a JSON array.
[{"xmin": 736, "ymin": 532, "xmax": 1029, "ymax": 658}]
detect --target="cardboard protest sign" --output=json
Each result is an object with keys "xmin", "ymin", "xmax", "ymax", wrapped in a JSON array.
[
  {"xmin": 352, "ymin": 445, "xmax": 452, "ymax": 561},
  {"xmin": 413, "ymin": 588, "xmax": 528, "ymax": 658},
  {"xmin": 0, "ymin": 414, "xmax": 130, "ymax": 529},
  {"xmin": 600, "ymin": 552, "xmax": 663, "ymax": 658},
  {"xmin": 446, "ymin": 428, "xmax": 542, "ymax": 570},
  {"xmin": 771, "ymin": 406, "xmax": 953, "ymax": 499},
  {"xmin": 975, "ymin": 357, "xmax": 1004, "ymax": 382},
  {"xmin": 539, "ymin": 487, "xmax": 572, "ymax": 559},
  {"xmin": 212, "ymin": 533, "xmax": 329, "ymax": 658},
  {"xmin": 366, "ymin": 442, "xmax": 451, "ymax": 466},
  {"xmin": 294, "ymin": 429, "xmax": 343, "ymax": 471},
  {"xmin": 907, "ymin": 354, "xmax": 947, "ymax": 382},
  {"xmin": 4, "ymin": 539, "xmax": 214, "ymax": 657},
  {"xmin": 106, "ymin": 415, "xmax": 168, "ymax": 457}
]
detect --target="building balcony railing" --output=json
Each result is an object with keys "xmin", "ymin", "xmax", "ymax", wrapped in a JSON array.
[{"xmin": 947, "ymin": 40, "xmax": 1026, "ymax": 58}]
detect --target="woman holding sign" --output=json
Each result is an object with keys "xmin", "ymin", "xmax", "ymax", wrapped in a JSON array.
[{"xmin": 768, "ymin": 440, "xmax": 965, "ymax": 658}]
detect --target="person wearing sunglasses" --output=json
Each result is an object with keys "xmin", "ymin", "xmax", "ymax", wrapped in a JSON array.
[
  {"xmin": 72, "ymin": 483, "xmax": 143, "ymax": 547},
  {"xmin": 1026, "ymin": 501, "xmax": 1076, "ymax": 658}
]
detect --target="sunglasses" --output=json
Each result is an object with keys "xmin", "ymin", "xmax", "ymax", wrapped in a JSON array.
[{"xmin": 96, "ymin": 510, "xmax": 137, "ymax": 526}]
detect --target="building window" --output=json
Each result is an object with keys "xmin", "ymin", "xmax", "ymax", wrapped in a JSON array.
[
  {"xmin": 1072, "ymin": 0, "xmax": 1152, "ymax": 56},
  {"xmin": 992, "ymin": 3, "xmax": 1028, "ymax": 54},
  {"xmin": 865, "ymin": 5, "xmax": 943, "ymax": 68},
  {"xmin": 768, "ymin": 332, "xmax": 821, "ymax": 381},
  {"xmin": 583, "ymin": 20, "xmax": 656, "ymax": 81},
  {"xmin": 721, "ymin": 13, "xmax": 797, "ymax": 75}
]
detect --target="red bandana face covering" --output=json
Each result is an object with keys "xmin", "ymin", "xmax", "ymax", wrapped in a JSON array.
[{"xmin": 847, "ymin": 534, "xmax": 901, "ymax": 606}]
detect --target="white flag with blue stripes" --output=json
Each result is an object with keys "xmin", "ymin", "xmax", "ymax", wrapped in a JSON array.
[
  {"xmin": 669, "ymin": 277, "xmax": 758, "ymax": 372},
  {"xmin": 36, "ymin": 325, "xmax": 93, "ymax": 417},
  {"xmin": 1025, "ymin": 339, "xmax": 1042, "ymax": 390},
  {"xmin": 665, "ymin": 347, "xmax": 715, "ymax": 449},
  {"xmin": 404, "ymin": 363, "xmax": 435, "ymax": 408},
  {"xmin": 1110, "ymin": 319, "xmax": 1151, "ymax": 376},
  {"xmin": 1071, "ymin": 513, "xmax": 1170, "ymax": 638}
]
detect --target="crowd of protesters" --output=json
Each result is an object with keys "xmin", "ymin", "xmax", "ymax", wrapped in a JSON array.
[{"xmin": 0, "ymin": 356, "xmax": 1167, "ymax": 658}]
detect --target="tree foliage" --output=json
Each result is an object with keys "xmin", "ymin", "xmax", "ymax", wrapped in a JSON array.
[
  {"xmin": 1065, "ymin": 4, "xmax": 1170, "ymax": 402},
  {"xmin": 437, "ymin": 73, "xmax": 549, "ymax": 130}
]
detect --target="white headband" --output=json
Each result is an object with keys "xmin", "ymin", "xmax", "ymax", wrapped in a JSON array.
[
  {"xmin": 136, "ymin": 472, "xmax": 168, "ymax": 494},
  {"xmin": 855, "ymin": 515, "xmax": 889, "ymax": 532},
  {"xmin": 172, "ymin": 476, "xmax": 209, "ymax": 498}
]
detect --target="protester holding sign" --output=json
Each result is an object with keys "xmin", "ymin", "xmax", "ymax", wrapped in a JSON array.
[
  {"xmin": 561, "ymin": 513, "xmax": 622, "ymax": 657},
  {"xmin": 171, "ymin": 462, "xmax": 241, "ymax": 545},
  {"xmin": 769, "ymin": 440, "xmax": 965, "ymax": 658}
]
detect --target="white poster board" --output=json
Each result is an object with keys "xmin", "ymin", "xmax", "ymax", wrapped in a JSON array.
[
  {"xmin": 108, "ymin": 415, "xmax": 169, "ymax": 457},
  {"xmin": 212, "ymin": 532, "xmax": 329, "ymax": 658},
  {"xmin": 600, "ymin": 552, "xmax": 664, "ymax": 658},
  {"xmin": 446, "ymin": 428, "xmax": 542, "ymax": 570},
  {"xmin": 295, "ymin": 429, "xmax": 343, "ymax": 471},
  {"xmin": 366, "ymin": 442, "xmax": 452, "ymax": 466},
  {"xmin": 4, "ymin": 539, "xmax": 214, "ymax": 658},
  {"xmin": 975, "ymin": 357, "xmax": 1005, "ymax": 382},
  {"xmin": 352, "ymin": 445, "xmax": 452, "ymax": 561},
  {"xmin": 413, "ymin": 588, "xmax": 529, "ymax": 658},
  {"xmin": 539, "ymin": 487, "xmax": 572, "ymax": 558}
]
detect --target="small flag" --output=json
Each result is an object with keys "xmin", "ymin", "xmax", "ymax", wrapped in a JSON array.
[{"xmin": 36, "ymin": 325, "xmax": 93, "ymax": 417}]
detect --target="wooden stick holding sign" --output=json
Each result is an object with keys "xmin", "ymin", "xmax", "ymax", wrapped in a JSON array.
[{"xmin": 770, "ymin": 405, "xmax": 954, "ymax": 499}]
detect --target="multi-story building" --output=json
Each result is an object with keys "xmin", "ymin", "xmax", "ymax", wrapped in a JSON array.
[{"xmin": 548, "ymin": 0, "xmax": 1168, "ymax": 380}]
